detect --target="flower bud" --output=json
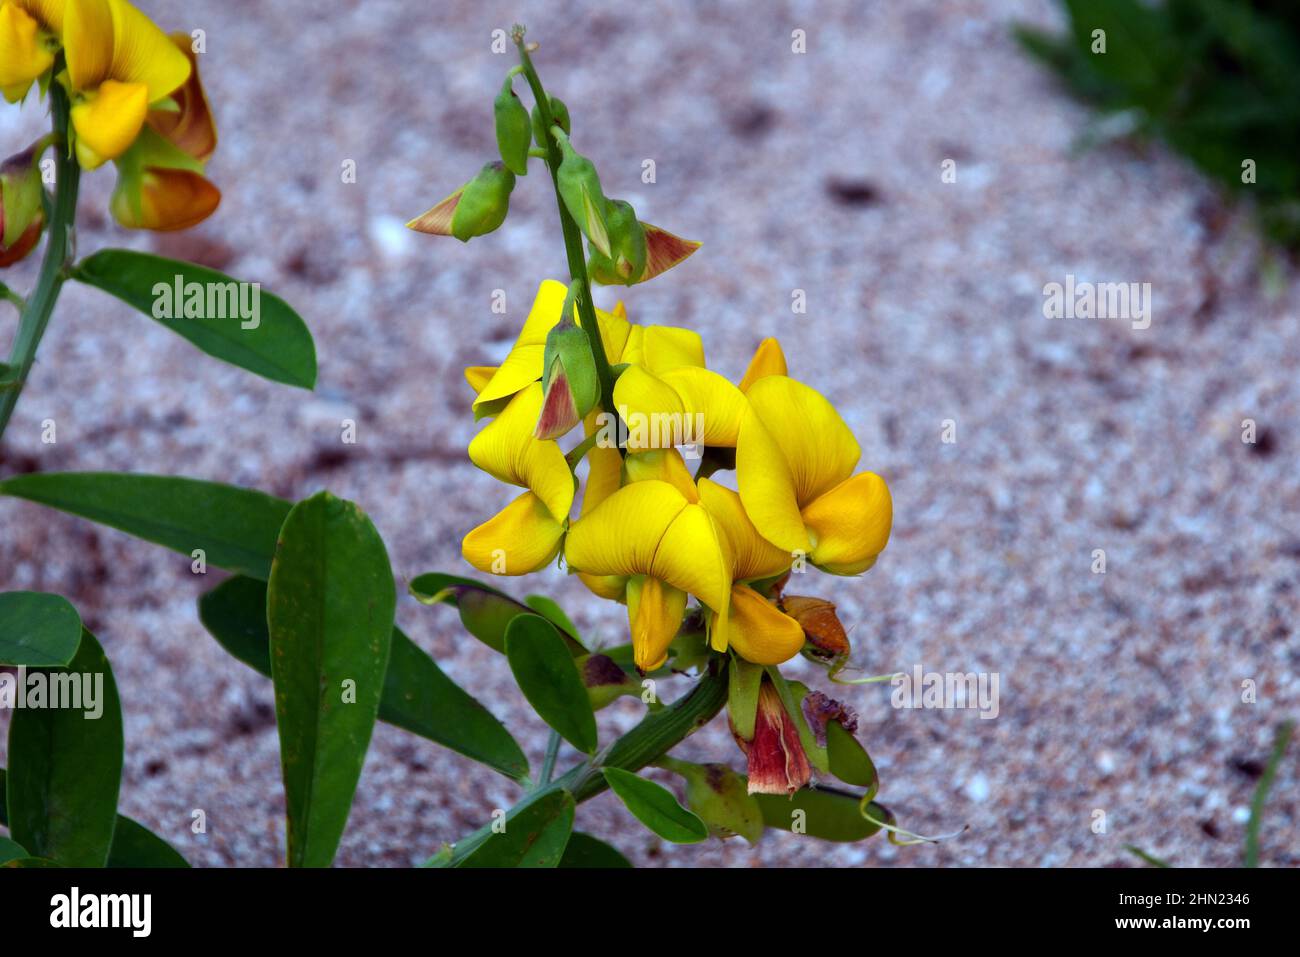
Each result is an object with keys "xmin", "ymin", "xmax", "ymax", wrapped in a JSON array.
[
  {"xmin": 408, "ymin": 161, "xmax": 516, "ymax": 242},
  {"xmin": 586, "ymin": 198, "xmax": 646, "ymax": 285},
  {"xmin": 781, "ymin": 595, "xmax": 850, "ymax": 660},
  {"xmin": 555, "ymin": 134, "xmax": 611, "ymax": 258},
  {"xmin": 0, "ymin": 146, "xmax": 45, "ymax": 268},
  {"xmin": 531, "ymin": 95, "xmax": 570, "ymax": 149},
  {"xmin": 494, "ymin": 76, "xmax": 531, "ymax": 175},
  {"xmin": 730, "ymin": 678, "xmax": 812, "ymax": 796},
  {"xmin": 576, "ymin": 653, "xmax": 639, "ymax": 711},
  {"xmin": 536, "ymin": 287, "xmax": 599, "ymax": 440}
]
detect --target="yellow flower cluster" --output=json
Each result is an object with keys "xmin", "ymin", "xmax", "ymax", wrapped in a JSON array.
[
  {"xmin": 0, "ymin": 0, "xmax": 218, "ymax": 230},
  {"xmin": 462, "ymin": 281, "xmax": 893, "ymax": 673}
]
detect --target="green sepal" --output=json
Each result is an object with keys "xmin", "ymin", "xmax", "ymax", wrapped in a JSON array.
[
  {"xmin": 531, "ymin": 95, "xmax": 570, "ymax": 148},
  {"xmin": 494, "ymin": 77, "xmax": 532, "ymax": 175},
  {"xmin": 727, "ymin": 656, "xmax": 763, "ymax": 741},
  {"xmin": 555, "ymin": 136, "xmax": 611, "ymax": 257},
  {"xmin": 450, "ymin": 161, "xmax": 515, "ymax": 242}
]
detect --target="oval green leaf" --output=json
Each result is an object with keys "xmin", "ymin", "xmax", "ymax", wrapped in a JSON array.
[
  {"xmin": 505, "ymin": 615, "xmax": 596, "ymax": 755},
  {"xmin": 410, "ymin": 571, "xmax": 584, "ymax": 653},
  {"xmin": 559, "ymin": 831, "xmax": 632, "ymax": 868},
  {"xmin": 6, "ymin": 629, "xmax": 123, "ymax": 866},
  {"xmin": 601, "ymin": 767, "xmax": 708, "ymax": 844},
  {"xmin": 267, "ymin": 492, "xmax": 396, "ymax": 868},
  {"xmin": 199, "ymin": 575, "xmax": 528, "ymax": 782},
  {"xmin": 0, "ymin": 591, "xmax": 82, "ymax": 666},
  {"xmin": 0, "ymin": 471, "xmax": 291, "ymax": 580},
  {"xmin": 105, "ymin": 816, "xmax": 190, "ymax": 868},
  {"xmin": 73, "ymin": 249, "xmax": 316, "ymax": 389},
  {"xmin": 826, "ymin": 718, "xmax": 878, "ymax": 792},
  {"xmin": 0, "ymin": 836, "xmax": 27, "ymax": 865}
]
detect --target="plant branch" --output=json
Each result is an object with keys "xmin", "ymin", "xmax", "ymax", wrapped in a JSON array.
[{"xmin": 0, "ymin": 78, "xmax": 80, "ymax": 446}]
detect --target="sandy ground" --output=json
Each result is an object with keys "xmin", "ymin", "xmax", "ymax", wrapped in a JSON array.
[{"xmin": 1, "ymin": 0, "xmax": 1297, "ymax": 867}]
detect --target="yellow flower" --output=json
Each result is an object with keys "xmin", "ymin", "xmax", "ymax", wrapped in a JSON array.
[
  {"xmin": 736, "ymin": 375, "xmax": 892, "ymax": 575},
  {"xmin": 64, "ymin": 0, "xmax": 191, "ymax": 169},
  {"xmin": 461, "ymin": 383, "xmax": 575, "ymax": 575},
  {"xmin": 565, "ymin": 479, "xmax": 730, "ymax": 671},
  {"xmin": 698, "ymin": 478, "xmax": 804, "ymax": 665},
  {"xmin": 467, "ymin": 279, "xmax": 705, "ymax": 420},
  {"xmin": 109, "ymin": 33, "xmax": 220, "ymax": 230},
  {"xmin": 0, "ymin": 0, "xmax": 62, "ymax": 103}
]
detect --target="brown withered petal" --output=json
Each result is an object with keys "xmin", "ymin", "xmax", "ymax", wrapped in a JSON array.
[
  {"xmin": 149, "ymin": 35, "xmax": 217, "ymax": 162},
  {"xmin": 639, "ymin": 223, "xmax": 700, "ymax": 283},
  {"xmin": 406, "ymin": 190, "xmax": 462, "ymax": 235},
  {"xmin": 581, "ymin": 653, "xmax": 628, "ymax": 689},
  {"xmin": 111, "ymin": 169, "xmax": 221, "ymax": 232},
  {"xmin": 781, "ymin": 594, "xmax": 850, "ymax": 658},
  {"xmin": 734, "ymin": 681, "xmax": 812, "ymax": 796},
  {"xmin": 802, "ymin": 690, "xmax": 858, "ymax": 748}
]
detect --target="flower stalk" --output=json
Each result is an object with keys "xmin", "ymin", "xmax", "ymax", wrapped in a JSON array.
[{"xmin": 0, "ymin": 77, "xmax": 79, "ymax": 442}]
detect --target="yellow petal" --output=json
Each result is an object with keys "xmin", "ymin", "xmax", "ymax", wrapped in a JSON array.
[
  {"xmin": 657, "ymin": 367, "xmax": 748, "ymax": 447},
  {"xmin": 698, "ymin": 478, "xmax": 790, "ymax": 582},
  {"xmin": 738, "ymin": 338, "xmax": 787, "ymax": 393},
  {"xmin": 0, "ymin": 4, "xmax": 53, "ymax": 93},
  {"xmin": 462, "ymin": 491, "xmax": 565, "ymax": 576},
  {"xmin": 579, "ymin": 572, "xmax": 627, "ymax": 602},
  {"xmin": 745, "ymin": 376, "xmax": 860, "ymax": 506},
  {"xmin": 465, "ymin": 365, "xmax": 497, "ymax": 394},
  {"xmin": 472, "ymin": 280, "xmax": 566, "ymax": 409},
  {"xmin": 467, "ymin": 383, "xmax": 574, "ymax": 522},
  {"xmin": 623, "ymin": 449, "xmax": 698, "ymax": 502},
  {"xmin": 650, "ymin": 502, "xmax": 731, "ymax": 626},
  {"xmin": 802, "ymin": 471, "xmax": 893, "ymax": 575},
  {"xmin": 580, "ymin": 411, "xmax": 624, "ymax": 516},
  {"xmin": 736, "ymin": 407, "xmax": 811, "ymax": 555},
  {"xmin": 15, "ymin": 0, "xmax": 64, "ymax": 32},
  {"xmin": 640, "ymin": 325, "xmax": 704, "ymax": 372},
  {"xmin": 64, "ymin": 0, "xmax": 114, "ymax": 92},
  {"xmin": 565, "ymin": 480, "xmax": 689, "ymax": 579},
  {"xmin": 107, "ymin": 0, "xmax": 190, "ymax": 99},
  {"xmin": 71, "ymin": 79, "xmax": 149, "ymax": 168},
  {"xmin": 726, "ymin": 585, "xmax": 804, "ymax": 665},
  {"xmin": 626, "ymin": 576, "xmax": 686, "ymax": 671}
]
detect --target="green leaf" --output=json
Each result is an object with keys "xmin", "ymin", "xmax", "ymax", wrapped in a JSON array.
[
  {"xmin": 0, "ymin": 472, "xmax": 291, "ymax": 580},
  {"xmin": 267, "ymin": 492, "xmax": 396, "ymax": 868},
  {"xmin": 105, "ymin": 816, "xmax": 189, "ymax": 868},
  {"xmin": 559, "ymin": 831, "xmax": 632, "ymax": 868},
  {"xmin": 0, "ymin": 768, "xmax": 188, "ymax": 867},
  {"xmin": 456, "ymin": 789, "xmax": 575, "ymax": 868},
  {"xmin": 198, "ymin": 575, "xmax": 528, "ymax": 782},
  {"xmin": 505, "ymin": 615, "xmax": 597, "ymax": 755},
  {"xmin": 0, "ymin": 836, "xmax": 27, "ymax": 865},
  {"xmin": 0, "ymin": 591, "xmax": 82, "ymax": 666},
  {"xmin": 826, "ymin": 718, "xmax": 878, "ymax": 794},
  {"xmin": 6, "ymin": 629, "xmax": 123, "ymax": 866},
  {"xmin": 72, "ymin": 249, "xmax": 316, "ymax": 389},
  {"xmin": 410, "ymin": 571, "xmax": 584, "ymax": 653},
  {"xmin": 755, "ymin": 785, "xmax": 886, "ymax": 843},
  {"xmin": 665, "ymin": 758, "xmax": 763, "ymax": 844},
  {"xmin": 601, "ymin": 767, "xmax": 707, "ymax": 844}
]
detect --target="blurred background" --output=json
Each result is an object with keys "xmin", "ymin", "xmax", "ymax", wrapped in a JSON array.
[{"xmin": 1, "ymin": 0, "xmax": 1297, "ymax": 866}]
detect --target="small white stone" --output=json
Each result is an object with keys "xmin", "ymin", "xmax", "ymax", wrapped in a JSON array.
[
  {"xmin": 1096, "ymin": 750, "xmax": 1116, "ymax": 775},
  {"xmin": 1231, "ymin": 806, "xmax": 1251, "ymax": 824},
  {"xmin": 369, "ymin": 215, "xmax": 415, "ymax": 260},
  {"xmin": 964, "ymin": 773, "xmax": 990, "ymax": 803}
]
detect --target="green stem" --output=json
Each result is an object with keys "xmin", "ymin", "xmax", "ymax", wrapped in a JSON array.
[
  {"xmin": 0, "ymin": 81, "xmax": 79, "ymax": 447},
  {"xmin": 0, "ymin": 281, "xmax": 25, "ymax": 312},
  {"xmin": 513, "ymin": 32, "xmax": 617, "ymax": 415},
  {"xmin": 537, "ymin": 730, "xmax": 561, "ymax": 788},
  {"xmin": 433, "ymin": 660, "xmax": 728, "ymax": 865}
]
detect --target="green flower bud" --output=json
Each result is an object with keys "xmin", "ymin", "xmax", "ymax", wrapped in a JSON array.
[
  {"xmin": 663, "ymin": 759, "xmax": 764, "ymax": 844},
  {"xmin": 531, "ymin": 95, "xmax": 570, "ymax": 149},
  {"xmin": 536, "ymin": 283, "xmax": 600, "ymax": 440},
  {"xmin": 0, "ymin": 145, "xmax": 46, "ymax": 268},
  {"xmin": 554, "ymin": 134, "xmax": 611, "ymax": 258},
  {"xmin": 587, "ymin": 198, "xmax": 646, "ymax": 285},
  {"xmin": 494, "ymin": 77, "xmax": 531, "ymax": 176},
  {"xmin": 409, "ymin": 162, "xmax": 516, "ymax": 242}
]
